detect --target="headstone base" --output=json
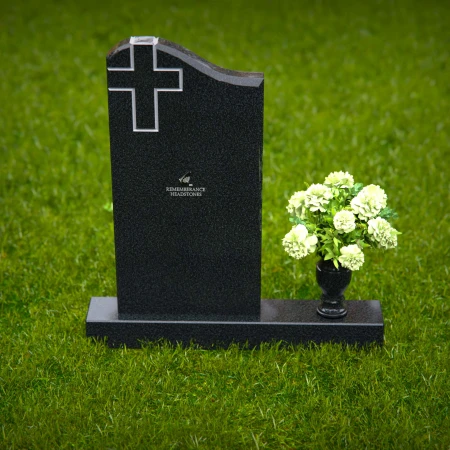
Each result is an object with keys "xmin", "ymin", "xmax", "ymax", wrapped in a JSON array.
[{"xmin": 86, "ymin": 297, "xmax": 384, "ymax": 348}]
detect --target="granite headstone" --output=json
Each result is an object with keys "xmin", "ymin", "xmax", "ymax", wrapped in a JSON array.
[
  {"xmin": 86, "ymin": 37, "xmax": 383, "ymax": 347},
  {"xmin": 105, "ymin": 36, "xmax": 262, "ymax": 320}
]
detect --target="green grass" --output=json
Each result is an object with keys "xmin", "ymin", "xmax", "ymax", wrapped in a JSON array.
[{"xmin": 1, "ymin": 0, "xmax": 449, "ymax": 448}]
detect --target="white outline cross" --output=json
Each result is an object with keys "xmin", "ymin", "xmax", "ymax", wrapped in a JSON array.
[{"xmin": 108, "ymin": 37, "xmax": 183, "ymax": 133}]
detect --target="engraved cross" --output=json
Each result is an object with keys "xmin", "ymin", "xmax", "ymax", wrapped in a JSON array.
[{"xmin": 107, "ymin": 37, "xmax": 183, "ymax": 132}]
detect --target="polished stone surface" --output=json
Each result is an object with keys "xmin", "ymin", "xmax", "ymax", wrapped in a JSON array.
[
  {"xmin": 86, "ymin": 297, "xmax": 384, "ymax": 348},
  {"xmin": 106, "ymin": 37, "xmax": 264, "ymax": 320}
]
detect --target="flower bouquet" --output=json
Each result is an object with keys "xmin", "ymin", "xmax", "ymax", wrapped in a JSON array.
[
  {"xmin": 283, "ymin": 171, "xmax": 400, "ymax": 270},
  {"xmin": 283, "ymin": 171, "xmax": 400, "ymax": 318}
]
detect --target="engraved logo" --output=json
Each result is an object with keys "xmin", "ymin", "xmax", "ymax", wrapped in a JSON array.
[
  {"xmin": 179, "ymin": 171, "xmax": 193, "ymax": 186},
  {"xmin": 166, "ymin": 172, "xmax": 206, "ymax": 197}
]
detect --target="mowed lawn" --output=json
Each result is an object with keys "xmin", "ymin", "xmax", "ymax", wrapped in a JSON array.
[{"xmin": 1, "ymin": 0, "xmax": 449, "ymax": 448}]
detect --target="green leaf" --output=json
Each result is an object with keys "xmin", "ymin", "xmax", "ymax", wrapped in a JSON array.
[
  {"xmin": 350, "ymin": 183, "xmax": 364, "ymax": 196},
  {"xmin": 289, "ymin": 217, "xmax": 306, "ymax": 225},
  {"xmin": 356, "ymin": 239, "xmax": 372, "ymax": 249},
  {"xmin": 378, "ymin": 207, "xmax": 399, "ymax": 220},
  {"xmin": 103, "ymin": 202, "xmax": 113, "ymax": 212}
]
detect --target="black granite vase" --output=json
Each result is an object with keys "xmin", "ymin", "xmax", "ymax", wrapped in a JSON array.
[{"xmin": 316, "ymin": 259, "xmax": 351, "ymax": 319}]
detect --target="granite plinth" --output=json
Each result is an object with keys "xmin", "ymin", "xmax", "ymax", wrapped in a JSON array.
[{"xmin": 86, "ymin": 297, "xmax": 384, "ymax": 348}]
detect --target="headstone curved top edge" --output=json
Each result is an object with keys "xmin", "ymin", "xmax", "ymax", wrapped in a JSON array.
[{"xmin": 107, "ymin": 36, "xmax": 264, "ymax": 87}]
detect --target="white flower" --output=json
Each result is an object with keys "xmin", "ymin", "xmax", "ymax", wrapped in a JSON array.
[
  {"xmin": 324, "ymin": 171, "xmax": 354, "ymax": 188},
  {"xmin": 333, "ymin": 210, "xmax": 356, "ymax": 233},
  {"xmin": 338, "ymin": 244, "xmax": 365, "ymax": 270},
  {"xmin": 287, "ymin": 191, "xmax": 307, "ymax": 219},
  {"xmin": 350, "ymin": 184, "xmax": 387, "ymax": 221},
  {"xmin": 305, "ymin": 184, "xmax": 333, "ymax": 213},
  {"xmin": 282, "ymin": 224, "xmax": 318, "ymax": 259},
  {"xmin": 367, "ymin": 217, "xmax": 398, "ymax": 249}
]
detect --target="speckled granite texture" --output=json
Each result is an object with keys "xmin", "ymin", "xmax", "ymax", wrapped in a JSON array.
[
  {"xmin": 86, "ymin": 297, "xmax": 384, "ymax": 348},
  {"xmin": 106, "ymin": 37, "xmax": 264, "ymax": 319}
]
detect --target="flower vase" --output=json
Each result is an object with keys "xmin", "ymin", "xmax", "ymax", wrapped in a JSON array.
[{"xmin": 316, "ymin": 259, "xmax": 351, "ymax": 318}]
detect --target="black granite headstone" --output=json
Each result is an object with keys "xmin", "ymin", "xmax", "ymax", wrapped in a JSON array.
[
  {"xmin": 86, "ymin": 37, "xmax": 383, "ymax": 347},
  {"xmin": 106, "ymin": 36, "xmax": 263, "ymax": 320}
]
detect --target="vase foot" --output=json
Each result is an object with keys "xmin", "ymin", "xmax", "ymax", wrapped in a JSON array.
[{"xmin": 316, "ymin": 305, "xmax": 348, "ymax": 319}]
